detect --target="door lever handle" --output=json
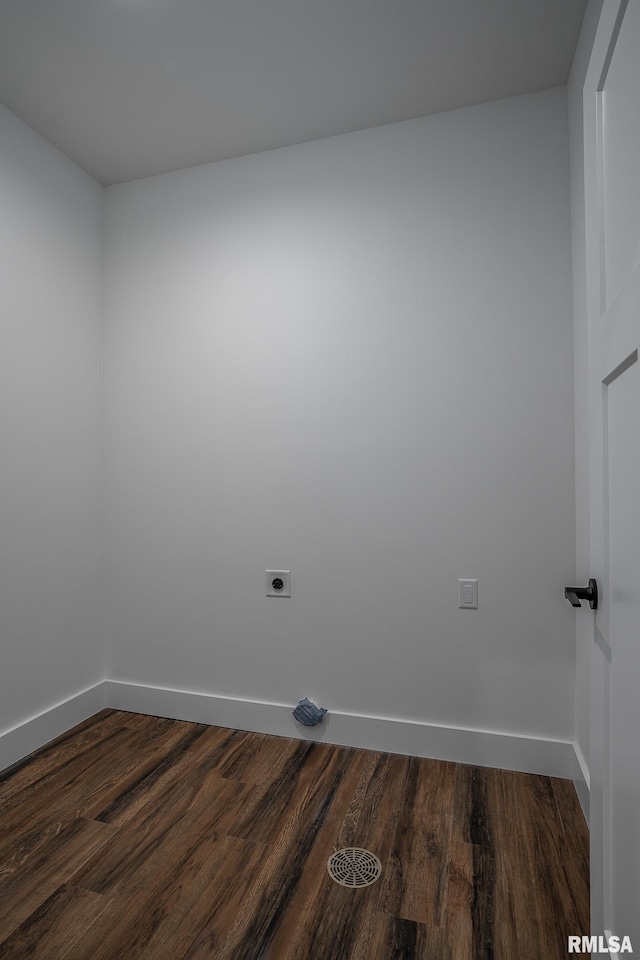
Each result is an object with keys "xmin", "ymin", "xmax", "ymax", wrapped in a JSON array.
[{"xmin": 564, "ymin": 578, "xmax": 598, "ymax": 610}]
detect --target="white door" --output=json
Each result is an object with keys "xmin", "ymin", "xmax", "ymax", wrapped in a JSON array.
[{"xmin": 583, "ymin": 0, "xmax": 640, "ymax": 945}]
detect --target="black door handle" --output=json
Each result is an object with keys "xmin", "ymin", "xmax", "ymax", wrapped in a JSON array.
[{"xmin": 564, "ymin": 578, "xmax": 598, "ymax": 610}]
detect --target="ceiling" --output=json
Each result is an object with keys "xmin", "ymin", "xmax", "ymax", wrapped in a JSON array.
[{"xmin": 0, "ymin": 0, "xmax": 587, "ymax": 186}]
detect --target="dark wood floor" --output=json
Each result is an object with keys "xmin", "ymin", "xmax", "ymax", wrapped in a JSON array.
[{"xmin": 0, "ymin": 709, "xmax": 589, "ymax": 959}]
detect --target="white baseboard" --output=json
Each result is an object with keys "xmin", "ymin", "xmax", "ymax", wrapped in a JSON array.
[
  {"xmin": 0, "ymin": 679, "xmax": 588, "ymax": 785},
  {"xmin": 570, "ymin": 740, "xmax": 591, "ymax": 825},
  {"xmin": 0, "ymin": 682, "xmax": 106, "ymax": 774},
  {"xmin": 104, "ymin": 679, "xmax": 578, "ymax": 779}
]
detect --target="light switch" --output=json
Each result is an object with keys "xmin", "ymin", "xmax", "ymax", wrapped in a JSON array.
[{"xmin": 458, "ymin": 579, "xmax": 478, "ymax": 609}]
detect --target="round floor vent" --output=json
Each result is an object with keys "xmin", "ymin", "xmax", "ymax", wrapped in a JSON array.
[{"xmin": 326, "ymin": 847, "xmax": 382, "ymax": 887}]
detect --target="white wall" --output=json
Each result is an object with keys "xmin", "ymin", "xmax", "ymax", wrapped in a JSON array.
[
  {"xmin": 104, "ymin": 87, "xmax": 576, "ymax": 741},
  {"xmin": 0, "ymin": 104, "xmax": 103, "ymax": 736}
]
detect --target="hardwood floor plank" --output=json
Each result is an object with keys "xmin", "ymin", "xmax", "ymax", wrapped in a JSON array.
[
  {"xmin": 0, "ymin": 716, "xmax": 131, "ymax": 809},
  {"xmin": 259, "ymin": 750, "xmax": 411, "ymax": 960},
  {"xmin": 0, "ymin": 721, "xmax": 207, "ymax": 875},
  {"xmin": 490, "ymin": 768, "xmax": 565, "ymax": 837},
  {"xmin": 0, "ymin": 726, "xmax": 145, "ymax": 828},
  {"xmin": 63, "ymin": 828, "xmax": 266, "ymax": 960},
  {"xmin": 337, "ymin": 749, "xmax": 410, "ymax": 852},
  {"xmin": 0, "ymin": 818, "xmax": 115, "ymax": 944},
  {"xmin": 452, "ymin": 764, "xmax": 495, "ymax": 848},
  {"xmin": 353, "ymin": 911, "xmax": 447, "ymax": 960},
  {"xmin": 454, "ymin": 765, "xmax": 568, "ymax": 871},
  {"xmin": 444, "ymin": 840, "xmax": 502, "ymax": 960},
  {"xmin": 0, "ymin": 884, "xmax": 107, "ymax": 960},
  {"xmin": 449, "ymin": 763, "xmax": 590, "ymax": 960},
  {"xmin": 247, "ymin": 748, "xmax": 371, "ymax": 960},
  {"xmin": 494, "ymin": 853, "xmax": 579, "ymax": 960},
  {"xmin": 550, "ymin": 776, "xmax": 590, "ymax": 902},
  {"xmin": 442, "ymin": 839, "xmax": 474, "ymax": 960},
  {"xmin": 70, "ymin": 774, "xmax": 252, "ymax": 896},
  {"xmin": 214, "ymin": 729, "xmax": 309, "ymax": 785},
  {"xmin": 136, "ymin": 835, "xmax": 268, "ymax": 960},
  {"xmin": 199, "ymin": 743, "xmax": 362, "ymax": 960},
  {"xmin": 487, "ymin": 772, "xmax": 589, "ymax": 941},
  {"xmin": 494, "ymin": 823, "xmax": 589, "ymax": 955},
  {"xmin": 71, "ymin": 720, "xmax": 209, "ymax": 810},
  {"xmin": 379, "ymin": 756, "xmax": 456, "ymax": 925},
  {"xmin": 174, "ymin": 723, "xmax": 241, "ymax": 766},
  {"xmin": 0, "ymin": 728, "xmax": 204, "ymax": 885},
  {"xmin": 551, "ymin": 776, "xmax": 588, "ymax": 839},
  {"xmin": 225, "ymin": 738, "xmax": 318, "ymax": 844},
  {"xmin": 80, "ymin": 722, "xmax": 211, "ymax": 824}
]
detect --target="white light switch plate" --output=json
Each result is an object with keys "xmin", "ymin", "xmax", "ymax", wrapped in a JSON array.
[{"xmin": 458, "ymin": 578, "xmax": 478, "ymax": 609}]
